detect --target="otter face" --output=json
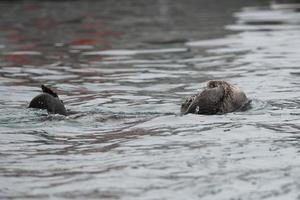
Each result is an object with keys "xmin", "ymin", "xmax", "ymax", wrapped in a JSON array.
[
  {"xmin": 181, "ymin": 94, "xmax": 197, "ymax": 114},
  {"xmin": 181, "ymin": 80, "xmax": 249, "ymax": 115}
]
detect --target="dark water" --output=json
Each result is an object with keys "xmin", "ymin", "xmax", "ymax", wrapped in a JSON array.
[{"xmin": 1, "ymin": 0, "xmax": 300, "ymax": 199}]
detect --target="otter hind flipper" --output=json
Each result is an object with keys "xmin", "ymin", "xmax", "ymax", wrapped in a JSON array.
[
  {"xmin": 29, "ymin": 85, "xmax": 67, "ymax": 116},
  {"xmin": 28, "ymin": 94, "xmax": 47, "ymax": 109},
  {"xmin": 41, "ymin": 85, "xmax": 58, "ymax": 97}
]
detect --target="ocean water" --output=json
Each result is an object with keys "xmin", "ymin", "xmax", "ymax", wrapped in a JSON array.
[{"xmin": 1, "ymin": 0, "xmax": 300, "ymax": 199}]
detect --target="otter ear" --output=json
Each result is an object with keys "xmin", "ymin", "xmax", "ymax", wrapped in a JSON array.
[{"xmin": 41, "ymin": 85, "xmax": 58, "ymax": 98}]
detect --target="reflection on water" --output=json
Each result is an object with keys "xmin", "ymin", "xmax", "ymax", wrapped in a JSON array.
[{"xmin": 1, "ymin": 0, "xmax": 300, "ymax": 199}]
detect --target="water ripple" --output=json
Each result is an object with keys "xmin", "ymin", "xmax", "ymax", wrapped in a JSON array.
[{"xmin": 1, "ymin": 1, "xmax": 300, "ymax": 199}]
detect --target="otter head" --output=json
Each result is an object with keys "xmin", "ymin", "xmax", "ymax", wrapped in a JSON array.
[
  {"xmin": 29, "ymin": 85, "xmax": 67, "ymax": 116},
  {"xmin": 181, "ymin": 80, "xmax": 249, "ymax": 115}
]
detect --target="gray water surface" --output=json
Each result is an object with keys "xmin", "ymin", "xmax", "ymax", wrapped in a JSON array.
[{"xmin": 1, "ymin": 0, "xmax": 300, "ymax": 199}]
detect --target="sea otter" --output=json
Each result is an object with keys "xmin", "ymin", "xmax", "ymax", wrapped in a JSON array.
[
  {"xmin": 181, "ymin": 80, "xmax": 250, "ymax": 115},
  {"xmin": 29, "ymin": 85, "xmax": 67, "ymax": 116}
]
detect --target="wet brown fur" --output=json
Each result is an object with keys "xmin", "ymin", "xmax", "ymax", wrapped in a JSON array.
[{"xmin": 181, "ymin": 80, "xmax": 249, "ymax": 115}]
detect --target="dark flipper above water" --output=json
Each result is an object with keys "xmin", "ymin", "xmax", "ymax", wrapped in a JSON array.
[
  {"xmin": 29, "ymin": 85, "xmax": 67, "ymax": 116},
  {"xmin": 181, "ymin": 80, "xmax": 250, "ymax": 115},
  {"xmin": 41, "ymin": 84, "xmax": 58, "ymax": 97}
]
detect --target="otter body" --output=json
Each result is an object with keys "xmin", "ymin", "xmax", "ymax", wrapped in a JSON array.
[
  {"xmin": 181, "ymin": 80, "xmax": 250, "ymax": 115},
  {"xmin": 29, "ymin": 85, "xmax": 67, "ymax": 116}
]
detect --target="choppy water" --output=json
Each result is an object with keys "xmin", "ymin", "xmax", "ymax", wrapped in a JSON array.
[{"xmin": 1, "ymin": 0, "xmax": 300, "ymax": 199}]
